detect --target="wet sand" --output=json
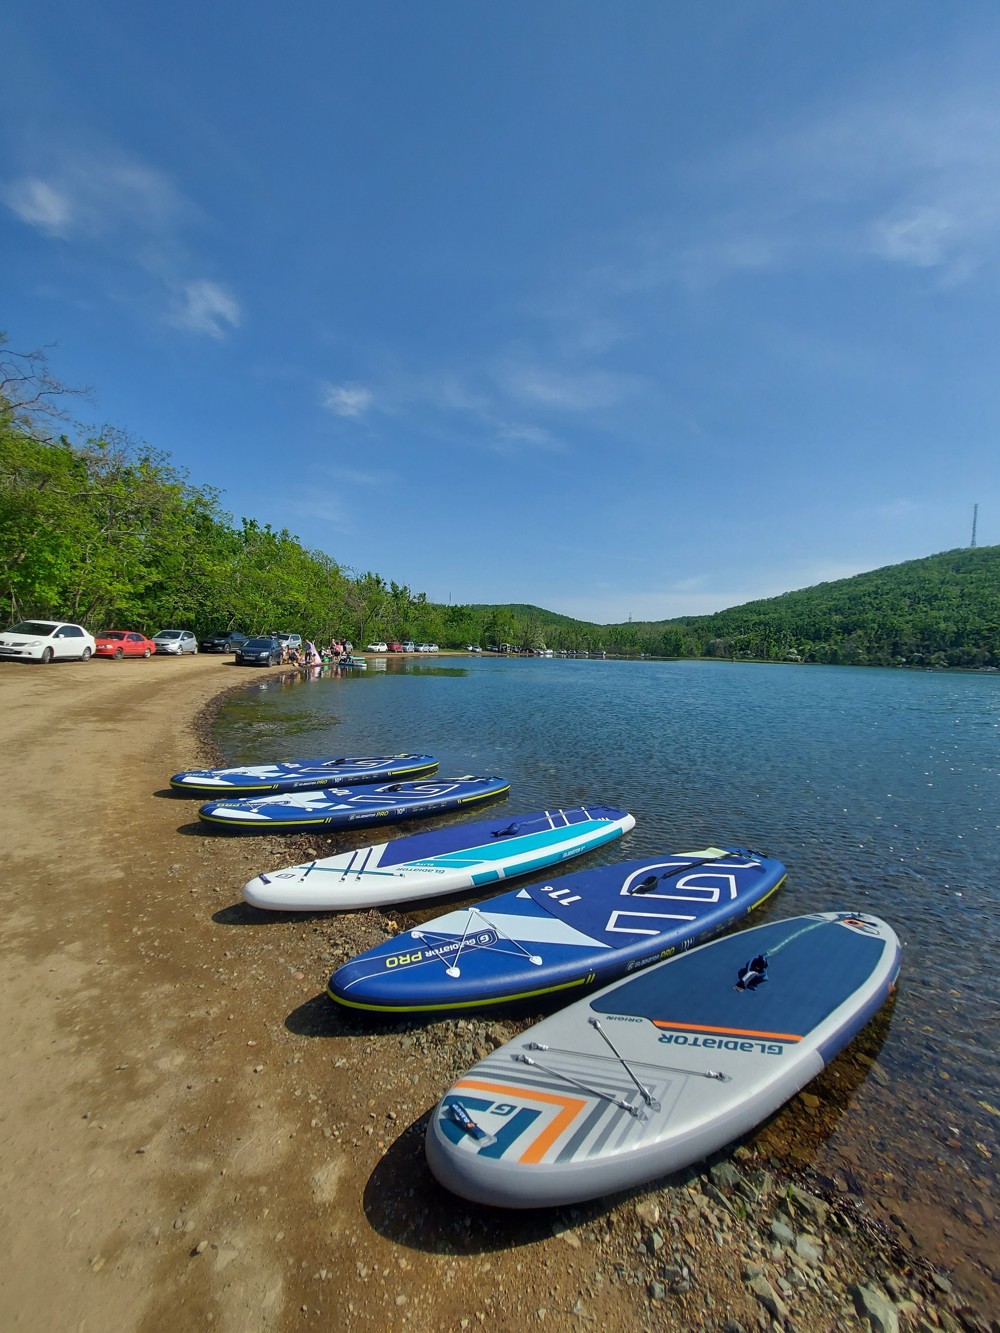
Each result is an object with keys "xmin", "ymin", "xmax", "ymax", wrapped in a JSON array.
[{"xmin": 0, "ymin": 654, "xmax": 992, "ymax": 1332}]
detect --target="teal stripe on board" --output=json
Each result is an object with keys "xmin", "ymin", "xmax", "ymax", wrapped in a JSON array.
[{"xmin": 410, "ymin": 820, "xmax": 611, "ymax": 872}]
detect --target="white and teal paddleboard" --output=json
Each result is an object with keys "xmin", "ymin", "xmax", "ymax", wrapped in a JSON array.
[{"xmin": 244, "ymin": 805, "xmax": 635, "ymax": 910}]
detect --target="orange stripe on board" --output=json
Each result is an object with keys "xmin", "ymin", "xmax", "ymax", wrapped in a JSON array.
[
  {"xmin": 454, "ymin": 1078, "xmax": 587, "ymax": 1165},
  {"xmin": 652, "ymin": 1019, "xmax": 802, "ymax": 1042}
]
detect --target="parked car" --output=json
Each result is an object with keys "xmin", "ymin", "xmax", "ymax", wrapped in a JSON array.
[
  {"xmin": 466, "ymin": 644, "xmax": 482, "ymax": 653},
  {"xmin": 269, "ymin": 632, "xmax": 302, "ymax": 654},
  {"xmin": 152, "ymin": 629, "xmax": 198, "ymax": 655},
  {"xmin": 236, "ymin": 635, "xmax": 283, "ymax": 667},
  {"xmin": 0, "ymin": 619, "xmax": 96, "ymax": 664},
  {"xmin": 95, "ymin": 630, "xmax": 157, "ymax": 660},
  {"xmin": 401, "ymin": 640, "xmax": 415, "ymax": 653},
  {"xmin": 366, "ymin": 641, "xmax": 388, "ymax": 653},
  {"xmin": 387, "ymin": 641, "xmax": 404, "ymax": 652},
  {"xmin": 200, "ymin": 630, "xmax": 249, "ymax": 654},
  {"xmin": 417, "ymin": 642, "xmax": 439, "ymax": 653}
]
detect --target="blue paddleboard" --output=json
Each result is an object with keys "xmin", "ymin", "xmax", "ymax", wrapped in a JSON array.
[
  {"xmin": 425, "ymin": 911, "xmax": 901, "ymax": 1207},
  {"xmin": 170, "ymin": 753, "xmax": 439, "ymax": 796},
  {"xmin": 198, "ymin": 775, "xmax": 510, "ymax": 832},
  {"xmin": 328, "ymin": 847, "xmax": 786, "ymax": 1012}
]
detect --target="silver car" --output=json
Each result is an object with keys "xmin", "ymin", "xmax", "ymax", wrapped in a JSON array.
[{"xmin": 152, "ymin": 629, "xmax": 198, "ymax": 655}]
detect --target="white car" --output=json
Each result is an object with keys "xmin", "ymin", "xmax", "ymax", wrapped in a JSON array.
[
  {"xmin": 0, "ymin": 619, "xmax": 96, "ymax": 664},
  {"xmin": 366, "ymin": 642, "xmax": 388, "ymax": 653},
  {"xmin": 417, "ymin": 642, "xmax": 439, "ymax": 653},
  {"xmin": 152, "ymin": 629, "xmax": 198, "ymax": 655}
]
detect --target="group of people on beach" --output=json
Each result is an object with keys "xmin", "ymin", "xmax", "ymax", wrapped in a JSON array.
[{"xmin": 284, "ymin": 637, "xmax": 353, "ymax": 668}]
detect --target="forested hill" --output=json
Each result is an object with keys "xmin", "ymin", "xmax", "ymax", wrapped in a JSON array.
[{"xmin": 625, "ymin": 546, "xmax": 1000, "ymax": 667}]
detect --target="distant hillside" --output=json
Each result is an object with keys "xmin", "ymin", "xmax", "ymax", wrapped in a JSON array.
[
  {"xmin": 449, "ymin": 547, "xmax": 1000, "ymax": 665},
  {"xmin": 617, "ymin": 546, "xmax": 1000, "ymax": 666}
]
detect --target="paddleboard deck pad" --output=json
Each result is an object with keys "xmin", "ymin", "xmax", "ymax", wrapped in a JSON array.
[
  {"xmin": 198, "ymin": 776, "xmax": 510, "ymax": 832},
  {"xmin": 244, "ymin": 805, "xmax": 636, "ymax": 910},
  {"xmin": 170, "ymin": 753, "xmax": 439, "ymax": 796},
  {"xmin": 425, "ymin": 911, "xmax": 900, "ymax": 1207},
  {"xmin": 328, "ymin": 847, "xmax": 786, "ymax": 1012}
]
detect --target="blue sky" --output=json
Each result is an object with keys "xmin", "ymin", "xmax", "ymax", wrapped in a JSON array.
[{"xmin": 3, "ymin": 1, "xmax": 1000, "ymax": 624}]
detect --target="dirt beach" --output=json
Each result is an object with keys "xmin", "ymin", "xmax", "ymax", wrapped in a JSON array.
[{"xmin": 0, "ymin": 655, "xmax": 993, "ymax": 1333}]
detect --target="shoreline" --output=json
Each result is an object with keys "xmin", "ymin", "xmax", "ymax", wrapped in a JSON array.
[{"xmin": 0, "ymin": 655, "xmax": 990, "ymax": 1331}]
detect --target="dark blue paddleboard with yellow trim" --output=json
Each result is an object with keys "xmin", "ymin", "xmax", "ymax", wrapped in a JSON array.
[
  {"xmin": 328, "ymin": 847, "xmax": 785, "ymax": 1012},
  {"xmin": 425, "ymin": 911, "xmax": 901, "ymax": 1208},
  {"xmin": 199, "ymin": 775, "xmax": 509, "ymax": 832}
]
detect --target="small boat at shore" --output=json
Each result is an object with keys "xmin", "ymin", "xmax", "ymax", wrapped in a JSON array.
[
  {"xmin": 199, "ymin": 775, "xmax": 510, "ymax": 832},
  {"xmin": 169, "ymin": 753, "xmax": 438, "ymax": 796}
]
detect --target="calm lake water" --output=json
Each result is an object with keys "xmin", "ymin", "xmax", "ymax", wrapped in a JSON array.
[{"xmin": 214, "ymin": 656, "xmax": 1000, "ymax": 1296}]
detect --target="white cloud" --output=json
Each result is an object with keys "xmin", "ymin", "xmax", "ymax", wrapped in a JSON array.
[
  {"xmin": 496, "ymin": 421, "xmax": 565, "ymax": 452},
  {"xmin": 871, "ymin": 207, "xmax": 957, "ymax": 268},
  {"xmin": 3, "ymin": 177, "xmax": 74, "ymax": 235},
  {"xmin": 3, "ymin": 156, "xmax": 186, "ymax": 239},
  {"xmin": 3, "ymin": 147, "xmax": 240, "ymax": 337},
  {"xmin": 322, "ymin": 382, "xmax": 373, "ymax": 418},
  {"xmin": 499, "ymin": 363, "xmax": 636, "ymax": 412},
  {"xmin": 169, "ymin": 280, "xmax": 241, "ymax": 339}
]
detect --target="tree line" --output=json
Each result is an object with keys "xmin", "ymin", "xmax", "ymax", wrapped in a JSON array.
[
  {"xmin": 3, "ymin": 332, "xmax": 998, "ymax": 665},
  {"xmin": 0, "ymin": 335, "xmax": 444, "ymax": 645}
]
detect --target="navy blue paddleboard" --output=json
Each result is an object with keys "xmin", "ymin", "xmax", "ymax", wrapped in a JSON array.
[
  {"xmin": 198, "ymin": 775, "xmax": 510, "ymax": 832},
  {"xmin": 328, "ymin": 847, "xmax": 786, "ymax": 1012},
  {"xmin": 170, "ymin": 753, "xmax": 438, "ymax": 796}
]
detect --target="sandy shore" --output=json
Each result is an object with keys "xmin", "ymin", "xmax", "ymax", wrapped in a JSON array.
[{"xmin": 0, "ymin": 654, "xmax": 990, "ymax": 1333}]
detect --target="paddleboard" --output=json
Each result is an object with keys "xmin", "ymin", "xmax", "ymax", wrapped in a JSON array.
[
  {"xmin": 328, "ymin": 847, "xmax": 785, "ymax": 1012},
  {"xmin": 425, "ymin": 911, "xmax": 900, "ymax": 1208},
  {"xmin": 198, "ymin": 775, "xmax": 510, "ymax": 832},
  {"xmin": 169, "ymin": 753, "xmax": 439, "ymax": 796},
  {"xmin": 244, "ymin": 805, "xmax": 636, "ymax": 911}
]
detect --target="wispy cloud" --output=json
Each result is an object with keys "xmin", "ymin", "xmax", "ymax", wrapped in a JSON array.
[
  {"xmin": 3, "ymin": 154, "xmax": 187, "ymax": 240},
  {"xmin": 284, "ymin": 491, "xmax": 352, "ymax": 528},
  {"xmin": 317, "ymin": 364, "xmax": 571, "ymax": 455},
  {"xmin": 322, "ymin": 382, "xmax": 374, "ymax": 418},
  {"xmin": 318, "ymin": 465, "xmax": 387, "ymax": 486},
  {"xmin": 168, "ymin": 280, "xmax": 241, "ymax": 339},
  {"xmin": 581, "ymin": 73, "xmax": 1000, "ymax": 299},
  {"xmin": 3, "ymin": 146, "xmax": 240, "ymax": 337},
  {"xmin": 498, "ymin": 362, "xmax": 638, "ymax": 412},
  {"xmin": 4, "ymin": 177, "xmax": 74, "ymax": 235}
]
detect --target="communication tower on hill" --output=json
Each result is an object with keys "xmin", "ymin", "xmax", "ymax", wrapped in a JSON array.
[{"xmin": 970, "ymin": 503, "xmax": 978, "ymax": 548}]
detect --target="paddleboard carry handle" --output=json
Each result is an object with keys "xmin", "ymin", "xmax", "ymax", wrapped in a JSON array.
[
  {"xmin": 447, "ymin": 1101, "xmax": 496, "ymax": 1147},
  {"xmin": 491, "ymin": 822, "xmax": 521, "ymax": 838}
]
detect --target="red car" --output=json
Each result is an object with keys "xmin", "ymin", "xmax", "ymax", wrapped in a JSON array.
[
  {"xmin": 94, "ymin": 630, "xmax": 157, "ymax": 660},
  {"xmin": 387, "ymin": 641, "xmax": 404, "ymax": 652}
]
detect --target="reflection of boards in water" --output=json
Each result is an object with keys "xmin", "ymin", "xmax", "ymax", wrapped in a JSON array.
[
  {"xmin": 198, "ymin": 776, "xmax": 510, "ymax": 831},
  {"xmin": 245, "ymin": 805, "xmax": 635, "ymax": 911},
  {"xmin": 169, "ymin": 753, "xmax": 438, "ymax": 795},
  {"xmin": 426, "ymin": 912, "xmax": 900, "ymax": 1208},
  {"xmin": 329, "ymin": 846, "xmax": 785, "ymax": 1012}
]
